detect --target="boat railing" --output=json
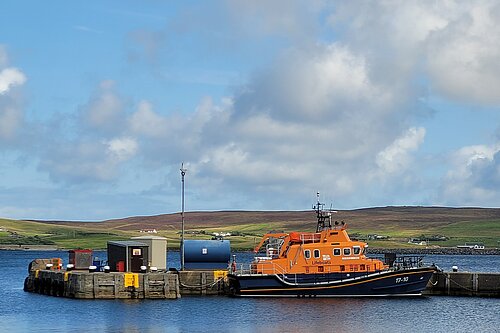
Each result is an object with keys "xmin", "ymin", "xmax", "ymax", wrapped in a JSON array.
[
  {"xmin": 233, "ymin": 260, "xmax": 388, "ymax": 282},
  {"xmin": 369, "ymin": 254, "xmax": 426, "ymax": 270},
  {"xmin": 300, "ymin": 233, "xmax": 322, "ymax": 243},
  {"xmin": 232, "ymin": 262, "xmax": 393, "ymax": 286},
  {"xmin": 391, "ymin": 255, "xmax": 425, "ymax": 270},
  {"xmin": 265, "ymin": 244, "xmax": 282, "ymax": 258},
  {"xmin": 233, "ymin": 261, "xmax": 288, "ymax": 277}
]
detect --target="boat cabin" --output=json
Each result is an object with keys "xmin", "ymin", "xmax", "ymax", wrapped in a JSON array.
[{"xmin": 250, "ymin": 197, "xmax": 387, "ymax": 276}]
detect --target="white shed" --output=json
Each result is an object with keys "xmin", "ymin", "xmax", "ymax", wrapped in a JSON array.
[{"xmin": 130, "ymin": 235, "xmax": 168, "ymax": 270}]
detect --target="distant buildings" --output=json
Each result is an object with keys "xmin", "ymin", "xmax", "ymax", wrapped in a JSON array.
[
  {"xmin": 408, "ymin": 235, "xmax": 449, "ymax": 246},
  {"xmin": 212, "ymin": 232, "xmax": 231, "ymax": 237},
  {"xmin": 367, "ymin": 234, "xmax": 389, "ymax": 240},
  {"xmin": 457, "ymin": 243, "xmax": 485, "ymax": 249},
  {"xmin": 408, "ymin": 239, "xmax": 428, "ymax": 246},
  {"xmin": 139, "ymin": 228, "xmax": 158, "ymax": 234}
]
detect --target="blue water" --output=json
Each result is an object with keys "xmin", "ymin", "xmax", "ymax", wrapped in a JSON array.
[{"xmin": 1, "ymin": 250, "xmax": 499, "ymax": 333}]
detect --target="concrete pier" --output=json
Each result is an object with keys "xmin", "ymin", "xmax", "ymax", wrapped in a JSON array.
[
  {"xmin": 424, "ymin": 271, "xmax": 500, "ymax": 297},
  {"xmin": 24, "ymin": 269, "xmax": 180, "ymax": 299},
  {"xmin": 178, "ymin": 270, "xmax": 228, "ymax": 296},
  {"xmin": 23, "ymin": 259, "xmax": 228, "ymax": 299}
]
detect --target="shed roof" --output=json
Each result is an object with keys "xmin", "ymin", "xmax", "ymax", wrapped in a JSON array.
[{"xmin": 107, "ymin": 240, "xmax": 148, "ymax": 247}]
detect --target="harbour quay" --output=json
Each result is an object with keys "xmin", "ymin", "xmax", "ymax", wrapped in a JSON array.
[
  {"xmin": 24, "ymin": 269, "xmax": 180, "ymax": 299},
  {"xmin": 23, "ymin": 264, "xmax": 228, "ymax": 299},
  {"xmin": 24, "ymin": 236, "xmax": 231, "ymax": 299},
  {"xmin": 424, "ymin": 271, "xmax": 500, "ymax": 297}
]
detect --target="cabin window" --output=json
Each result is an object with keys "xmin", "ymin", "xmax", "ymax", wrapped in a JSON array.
[
  {"xmin": 304, "ymin": 249, "xmax": 311, "ymax": 259},
  {"xmin": 340, "ymin": 265, "xmax": 345, "ymax": 271},
  {"xmin": 333, "ymin": 248, "xmax": 341, "ymax": 256},
  {"xmin": 318, "ymin": 266, "xmax": 324, "ymax": 272},
  {"xmin": 313, "ymin": 249, "xmax": 320, "ymax": 258},
  {"xmin": 353, "ymin": 246, "xmax": 361, "ymax": 255},
  {"xmin": 343, "ymin": 248, "xmax": 351, "ymax": 256},
  {"xmin": 360, "ymin": 264, "xmax": 365, "ymax": 270}
]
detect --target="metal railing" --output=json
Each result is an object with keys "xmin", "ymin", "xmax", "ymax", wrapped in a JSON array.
[
  {"xmin": 235, "ymin": 262, "xmax": 287, "ymax": 276},
  {"xmin": 368, "ymin": 254, "xmax": 426, "ymax": 270},
  {"xmin": 300, "ymin": 233, "xmax": 321, "ymax": 243},
  {"xmin": 233, "ymin": 262, "xmax": 398, "ymax": 286},
  {"xmin": 391, "ymin": 255, "xmax": 425, "ymax": 270}
]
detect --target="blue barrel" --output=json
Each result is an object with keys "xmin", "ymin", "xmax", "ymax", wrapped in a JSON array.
[{"xmin": 183, "ymin": 240, "xmax": 230, "ymax": 270}]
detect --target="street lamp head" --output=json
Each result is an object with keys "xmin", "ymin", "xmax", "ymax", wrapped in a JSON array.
[{"xmin": 180, "ymin": 162, "xmax": 187, "ymax": 177}]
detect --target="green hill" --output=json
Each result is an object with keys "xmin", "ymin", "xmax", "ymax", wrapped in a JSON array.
[{"xmin": 1, "ymin": 206, "xmax": 500, "ymax": 250}]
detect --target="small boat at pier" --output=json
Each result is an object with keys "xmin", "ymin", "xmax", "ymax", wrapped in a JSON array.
[{"xmin": 228, "ymin": 194, "xmax": 437, "ymax": 297}]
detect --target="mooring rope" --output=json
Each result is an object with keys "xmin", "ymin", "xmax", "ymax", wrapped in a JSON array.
[
  {"xmin": 429, "ymin": 276, "xmax": 438, "ymax": 286},
  {"xmin": 443, "ymin": 273, "xmax": 476, "ymax": 292},
  {"xmin": 179, "ymin": 277, "xmax": 225, "ymax": 289}
]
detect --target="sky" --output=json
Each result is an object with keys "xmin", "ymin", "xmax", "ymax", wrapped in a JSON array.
[{"xmin": 1, "ymin": 0, "xmax": 500, "ymax": 221}]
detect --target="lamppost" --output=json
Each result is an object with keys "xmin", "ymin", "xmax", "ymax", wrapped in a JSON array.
[{"xmin": 180, "ymin": 163, "xmax": 187, "ymax": 271}]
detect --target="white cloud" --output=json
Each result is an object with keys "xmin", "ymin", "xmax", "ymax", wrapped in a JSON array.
[
  {"xmin": 36, "ymin": 83, "xmax": 136, "ymax": 183},
  {"xmin": 129, "ymin": 101, "xmax": 168, "ymax": 137},
  {"xmin": 427, "ymin": 2, "xmax": 500, "ymax": 105},
  {"xmin": 38, "ymin": 138, "xmax": 136, "ymax": 183},
  {"xmin": 225, "ymin": 0, "xmax": 322, "ymax": 43},
  {"xmin": 0, "ymin": 68, "xmax": 26, "ymax": 95},
  {"xmin": 170, "ymin": 41, "xmax": 427, "ymax": 207},
  {"xmin": 329, "ymin": 1, "xmax": 451, "ymax": 84},
  {"xmin": 106, "ymin": 137, "xmax": 138, "ymax": 161},
  {"xmin": 331, "ymin": 1, "xmax": 500, "ymax": 106},
  {"xmin": 0, "ymin": 48, "xmax": 26, "ymax": 141},
  {"xmin": 80, "ymin": 80, "xmax": 125, "ymax": 133},
  {"xmin": 438, "ymin": 144, "xmax": 500, "ymax": 206},
  {"xmin": 376, "ymin": 127, "xmax": 426, "ymax": 174},
  {"xmin": 234, "ymin": 44, "xmax": 395, "ymax": 124}
]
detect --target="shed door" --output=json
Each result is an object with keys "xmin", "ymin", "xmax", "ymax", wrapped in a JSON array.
[{"xmin": 130, "ymin": 247, "xmax": 144, "ymax": 272}]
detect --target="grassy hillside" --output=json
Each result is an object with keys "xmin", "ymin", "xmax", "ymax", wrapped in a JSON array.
[
  {"xmin": 0, "ymin": 218, "xmax": 129, "ymax": 249},
  {"xmin": 2, "ymin": 207, "xmax": 500, "ymax": 250}
]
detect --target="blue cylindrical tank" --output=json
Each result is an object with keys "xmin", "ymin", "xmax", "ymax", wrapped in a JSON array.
[{"xmin": 183, "ymin": 240, "xmax": 230, "ymax": 270}]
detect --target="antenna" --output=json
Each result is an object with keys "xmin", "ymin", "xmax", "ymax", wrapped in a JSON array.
[
  {"xmin": 313, "ymin": 192, "xmax": 337, "ymax": 232},
  {"xmin": 180, "ymin": 163, "xmax": 187, "ymax": 271},
  {"xmin": 313, "ymin": 192, "xmax": 327, "ymax": 232}
]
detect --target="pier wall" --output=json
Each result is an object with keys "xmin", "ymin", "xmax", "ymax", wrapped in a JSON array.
[
  {"xmin": 178, "ymin": 270, "xmax": 228, "ymax": 296},
  {"xmin": 424, "ymin": 271, "xmax": 500, "ymax": 297},
  {"xmin": 24, "ymin": 270, "xmax": 180, "ymax": 299},
  {"xmin": 23, "ymin": 264, "xmax": 229, "ymax": 299}
]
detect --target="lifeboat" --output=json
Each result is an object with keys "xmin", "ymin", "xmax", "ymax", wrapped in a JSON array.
[{"xmin": 228, "ymin": 194, "xmax": 437, "ymax": 297}]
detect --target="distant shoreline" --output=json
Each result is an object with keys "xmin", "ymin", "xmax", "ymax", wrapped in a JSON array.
[
  {"xmin": 368, "ymin": 247, "xmax": 500, "ymax": 255},
  {"xmin": 0, "ymin": 244, "xmax": 59, "ymax": 251},
  {"xmin": 1, "ymin": 244, "xmax": 499, "ymax": 255}
]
